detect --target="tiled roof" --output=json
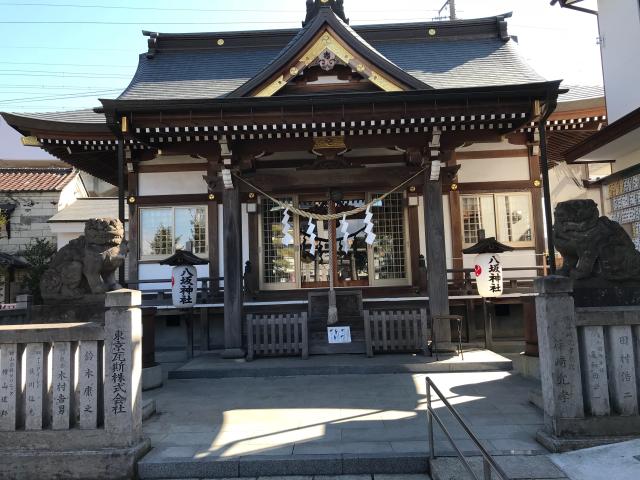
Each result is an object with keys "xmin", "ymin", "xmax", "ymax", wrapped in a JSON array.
[
  {"xmin": 558, "ymin": 84, "xmax": 604, "ymax": 102},
  {"xmin": 118, "ymin": 12, "xmax": 542, "ymax": 101},
  {"xmin": 5, "ymin": 109, "xmax": 105, "ymax": 124},
  {"xmin": 0, "ymin": 167, "xmax": 77, "ymax": 192}
]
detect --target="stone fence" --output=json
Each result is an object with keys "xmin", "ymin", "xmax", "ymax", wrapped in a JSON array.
[
  {"xmin": 535, "ymin": 276, "xmax": 640, "ymax": 451},
  {"xmin": 0, "ymin": 289, "xmax": 149, "ymax": 480}
]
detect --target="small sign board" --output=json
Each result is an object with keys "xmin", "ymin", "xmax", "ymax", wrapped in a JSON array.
[{"xmin": 327, "ymin": 326, "xmax": 351, "ymax": 344}]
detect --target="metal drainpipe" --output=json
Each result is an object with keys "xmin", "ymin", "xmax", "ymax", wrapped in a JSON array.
[{"xmin": 539, "ymin": 98, "xmax": 557, "ymax": 274}]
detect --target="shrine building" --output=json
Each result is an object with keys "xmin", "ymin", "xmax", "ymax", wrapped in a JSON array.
[{"xmin": 2, "ymin": 1, "xmax": 572, "ymax": 355}]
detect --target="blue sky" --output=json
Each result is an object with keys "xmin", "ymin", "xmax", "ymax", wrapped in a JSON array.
[{"xmin": 0, "ymin": 0, "xmax": 602, "ymax": 113}]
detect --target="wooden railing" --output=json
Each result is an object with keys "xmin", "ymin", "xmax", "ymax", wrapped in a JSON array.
[
  {"xmin": 363, "ymin": 308, "xmax": 429, "ymax": 357},
  {"xmin": 246, "ymin": 313, "xmax": 309, "ymax": 361}
]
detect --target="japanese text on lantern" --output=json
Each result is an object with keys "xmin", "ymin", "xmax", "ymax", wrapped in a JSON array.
[
  {"xmin": 111, "ymin": 330, "xmax": 127, "ymax": 415},
  {"xmin": 179, "ymin": 268, "xmax": 195, "ymax": 305},
  {"xmin": 488, "ymin": 255, "xmax": 501, "ymax": 293}
]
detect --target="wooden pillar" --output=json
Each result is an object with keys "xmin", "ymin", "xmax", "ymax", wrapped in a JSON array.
[
  {"xmin": 127, "ymin": 160, "xmax": 138, "ymax": 287},
  {"xmin": 221, "ymin": 185, "xmax": 244, "ymax": 358},
  {"xmin": 423, "ymin": 171, "xmax": 454, "ymax": 350}
]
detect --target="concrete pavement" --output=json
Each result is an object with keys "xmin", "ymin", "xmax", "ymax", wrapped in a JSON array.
[{"xmin": 139, "ymin": 371, "xmax": 547, "ymax": 478}]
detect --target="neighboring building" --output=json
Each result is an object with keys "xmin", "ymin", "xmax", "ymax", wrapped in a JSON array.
[
  {"xmin": 2, "ymin": 1, "xmax": 596, "ymax": 352},
  {"xmin": 548, "ymin": 84, "xmax": 608, "ymax": 213},
  {"xmin": 48, "ymin": 197, "xmax": 127, "ymax": 249},
  {"xmin": 555, "ymin": 0, "xmax": 640, "ymax": 249},
  {"xmin": 0, "ymin": 167, "xmax": 87, "ymax": 255}
]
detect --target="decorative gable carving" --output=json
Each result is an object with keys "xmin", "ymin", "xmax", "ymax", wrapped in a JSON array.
[{"xmin": 254, "ymin": 29, "xmax": 404, "ymax": 97}]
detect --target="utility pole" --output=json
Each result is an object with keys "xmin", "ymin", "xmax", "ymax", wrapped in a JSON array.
[{"xmin": 439, "ymin": 0, "xmax": 457, "ymax": 20}]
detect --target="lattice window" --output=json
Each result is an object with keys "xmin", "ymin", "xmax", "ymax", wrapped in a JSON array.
[
  {"xmin": 462, "ymin": 196, "xmax": 482, "ymax": 245},
  {"xmin": 372, "ymin": 192, "xmax": 406, "ymax": 281},
  {"xmin": 261, "ymin": 197, "xmax": 296, "ymax": 285}
]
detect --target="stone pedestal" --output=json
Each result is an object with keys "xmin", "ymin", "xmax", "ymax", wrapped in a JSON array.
[
  {"xmin": 535, "ymin": 276, "xmax": 640, "ymax": 452},
  {"xmin": 31, "ymin": 302, "xmax": 105, "ymax": 324},
  {"xmin": 535, "ymin": 276, "xmax": 584, "ymax": 431}
]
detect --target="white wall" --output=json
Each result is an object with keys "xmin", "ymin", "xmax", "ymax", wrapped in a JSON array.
[
  {"xmin": 0, "ymin": 192, "xmax": 60, "ymax": 254},
  {"xmin": 598, "ymin": 0, "xmax": 640, "ymax": 121},
  {"xmin": 457, "ymin": 156, "xmax": 530, "ymax": 183},
  {"xmin": 139, "ymin": 171, "xmax": 207, "ymax": 196}
]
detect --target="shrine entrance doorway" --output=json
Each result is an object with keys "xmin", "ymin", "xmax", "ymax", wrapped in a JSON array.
[{"xmin": 299, "ymin": 194, "xmax": 370, "ymax": 289}]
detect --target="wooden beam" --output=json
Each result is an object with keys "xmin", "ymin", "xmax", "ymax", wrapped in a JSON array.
[
  {"xmin": 137, "ymin": 163, "xmax": 207, "ymax": 173},
  {"xmin": 127, "ymin": 161, "xmax": 139, "ymax": 286},
  {"xmin": 529, "ymin": 148, "xmax": 546, "ymax": 272},
  {"xmin": 455, "ymin": 148, "xmax": 528, "ymax": 160},
  {"xmin": 408, "ymin": 201, "xmax": 421, "ymax": 289},
  {"xmin": 207, "ymin": 161, "xmax": 219, "ymax": 291},
  {"xmin": 455, "ymin": 180, "xmax": 534, "ymax": 193},
  {"xmin": 135, "ymin": 194, "xmax": 210, "ymax": 205},
  {"xmin": 447, "ymin": 151, "xmax": 464, "ymax": 282}
]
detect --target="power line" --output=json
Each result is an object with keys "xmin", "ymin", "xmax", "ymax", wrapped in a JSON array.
[
  {"xmin": 0, "ymin": 2, "xmax": 441, "ymax": 13},
  {"xmin": 0, "ymin": 61, "xmax": 135, "ymax": 68},
  {"xmin": 0, "ymin": 18, "xmax": 442, "ymax": 25},
  {"xmin": 0, "ymin": 69, "xmax": 130, "ymax": 77},
  {"xmin": 0, "ymin": 84, "xmax": 121, "ymax": 89},
  {"xmin": 0, "ymin": 89, "xmax": 121, "ymax": 104}
]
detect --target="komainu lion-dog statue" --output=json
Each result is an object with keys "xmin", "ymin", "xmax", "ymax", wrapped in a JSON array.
[
  {"xmin": 553, "ymin": 199, "xmax": 640, "ymax": 283},
  {"xmin": 41, "ymin": 218, "xmax": 128, "ymax": 302}
]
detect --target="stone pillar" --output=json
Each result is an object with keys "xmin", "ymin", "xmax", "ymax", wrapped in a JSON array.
[
  {"xmin": 51, "ymin": 341, "xmax": 72, "ymax": 430},
  {"xmin": 534, "ymin": 276, "xmax": 584, "ymax": 434},
  {"xmin": 222, "ymin": 186, "xmax": 245, "ymax": 358},
  {"xmin": 0, "ymin": 343, "xmax": 19, "ymax": 431},
  {"xmin": 77, "ymin": 340, "xmax": 99, "ymax": 429},
  {"xmin": 24, "ymin": 342, "xmax": 45, "ymax": 430},
  {"xmin": 104, "ymin": 289, "xmax": 143, "ymax": 445},
  {"xmin": 423, "ymin": 174, "xmax": 453, "ymax": 350}
]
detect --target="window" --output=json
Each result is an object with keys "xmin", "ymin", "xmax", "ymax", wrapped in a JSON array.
[
  {"xmin": 461, "ymin": 193, "xmax": 534, "ymax": 248},
  {"xmin": 258, "ymin": 193, "xmax": 410, "ymax": 289},
  {"xmin": 371, "ymin": 192, "xmax": 408, "ymax": 283},
  {"xmin": 260, "ymin": 197, "xmax": 297, "ymax": 287},
  {"xmin": 140, "ymin": 206, "xmax": 207, "ymax": 259}
]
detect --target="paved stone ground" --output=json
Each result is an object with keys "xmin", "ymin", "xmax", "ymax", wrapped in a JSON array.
[
  {"xmin": 550, "ymin": 439, "xmax": 640, "ymax": 480},
  {"xmin": 142, "ymin": 371, "xmax": 546, "ymax": 463}
]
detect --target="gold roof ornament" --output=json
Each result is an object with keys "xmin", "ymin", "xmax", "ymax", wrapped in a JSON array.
[{"xmin": 21, "ymin": 136, "xmax": 41, "ymax": 147}]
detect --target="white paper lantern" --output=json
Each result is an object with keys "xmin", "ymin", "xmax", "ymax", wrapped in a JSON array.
[
  {"xmin": 171, "ymin": 265, "xmax": 198, "ymax": 308},
  {"xmin": 474, "ymin": 253, "xmax": 503, "ymax": 298}
]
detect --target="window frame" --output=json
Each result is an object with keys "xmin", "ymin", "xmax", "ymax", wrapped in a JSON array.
[
  {"xmin": 138, "ymin": 205, "xmax": 209, "ymax": 261},
  {"xmin": 257, "ymin": 193, "xmax": 411, "ymax": 290},
  {"xmin": 460, "ymin": 192, "xmax": 535, "ymax": 249},
  {"xmin": 258, "ymin": 195, "xmax": 301, "ymax": 291},
  {"xmin": 367, "ymin": 191, "xmax": 412, "ymax": 287}
]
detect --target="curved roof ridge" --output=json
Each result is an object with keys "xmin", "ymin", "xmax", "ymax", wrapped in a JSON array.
[{"xmin": 228, "ymin": 6, "xmax": 431, "ymax": 97}]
